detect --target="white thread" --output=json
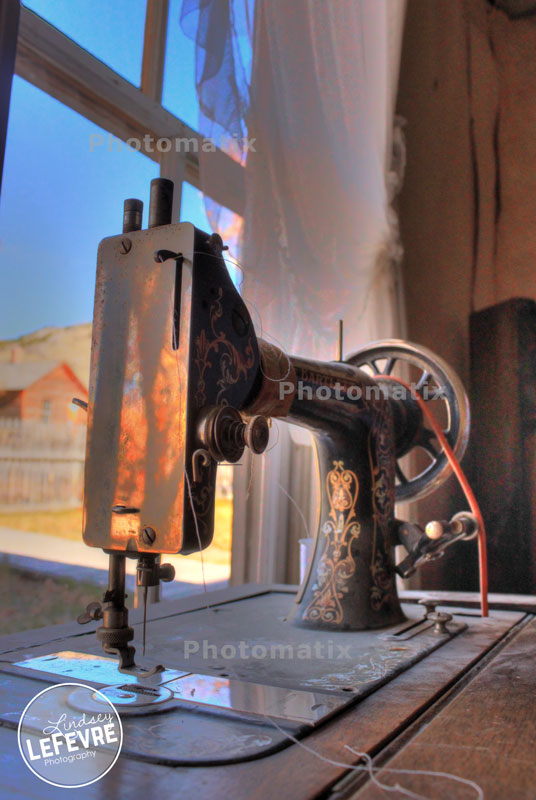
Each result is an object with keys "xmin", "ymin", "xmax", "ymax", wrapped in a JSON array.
[
  {"xmin": 184, "ymin": 468, "xmax": 214, "ymax": 620},
  {"xmin": 345, "ymin": 745, "xmax": 484, "ymax": 800},
  {"xmin": 277, "ymin": 482, "xmax": 311, "ymax": 540},
  {"xmin": 264, "ymin": 418, "xmax": 280, "ymax": 454},
  {"xmin": 173, "ymin": 311, "xmax": 213, "ymax": 620},
  {"xmin": 246, "ymin": 454, "xmax": 255, "ymax": 500},
  {"xmin": 190, "ymin": 249, "xmax": 293, "ymax": 383},
  {"xmin": 262, "ymin": 718, "xmax": 483, "ymax": 800},
  {"xmin": 215, "ymin": 251, "xmax": 293, "ymax": 383}
]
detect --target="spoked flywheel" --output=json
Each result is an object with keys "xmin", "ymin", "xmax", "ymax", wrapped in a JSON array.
[{"xmin": 345, "ymin": 340, "xmax": 470, "ymax": 502}]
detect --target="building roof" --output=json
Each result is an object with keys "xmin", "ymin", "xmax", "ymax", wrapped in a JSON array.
[{"xmin": 0, "ymin": 362, "xmax": 61, "ymax": 391}]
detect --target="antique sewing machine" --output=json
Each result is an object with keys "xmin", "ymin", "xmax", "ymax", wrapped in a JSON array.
[
  {"xmin": 64, "ymin": 177, "xmax": 481, "ymax": 666},
  {"xmin": 1, "ymin": 179, "xmax": 534, "ymax": 798}
]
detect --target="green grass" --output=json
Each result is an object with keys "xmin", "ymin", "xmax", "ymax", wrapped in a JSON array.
[
  {"xmin": 0, "ymin": 507, "xmax": 84, "ymax": 540},
  {"xmin": 0, "ymin": 559, "xmax": 103, "ymax": 635},
  {"xmin": 0, "ymin": 500, "xmax": 233, "ymax": 565}
]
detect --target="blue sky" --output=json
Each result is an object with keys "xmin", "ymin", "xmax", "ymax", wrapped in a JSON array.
[{"xmin": 0, "ymin": 0, "xmax": 210, "ymax": 340}]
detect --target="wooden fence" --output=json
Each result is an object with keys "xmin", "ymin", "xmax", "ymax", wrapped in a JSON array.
[{"xmin": 0, "ymin": 419, "xmax": 86, "ymax": 510}]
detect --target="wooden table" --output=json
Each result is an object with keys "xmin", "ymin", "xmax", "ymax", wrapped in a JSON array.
[{"xmin": 0, "ymin": 584, "xmax": 534, "ymax": 799}]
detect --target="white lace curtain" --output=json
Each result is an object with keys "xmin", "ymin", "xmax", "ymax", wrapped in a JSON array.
[
  {"xmin": 181, "ymin": 0, "xmax": 408, "ymax": 582},
  {"xmin": 182, "ymin": 0, "xmax": 407, "ymax": 359}
]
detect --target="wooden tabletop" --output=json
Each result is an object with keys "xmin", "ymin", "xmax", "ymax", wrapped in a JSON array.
[{"xmin": 0, "ymin": 585, "xmax": 533, "ymax": 799}]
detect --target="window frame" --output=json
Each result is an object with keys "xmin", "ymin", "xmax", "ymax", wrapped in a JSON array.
[
  {"xmin": 0, "ymin": 1, "xmax": 248, "ymax": 584},
  {"xmin": 14, "ymin": 4, "xmax": 245, "ymax": 215}
]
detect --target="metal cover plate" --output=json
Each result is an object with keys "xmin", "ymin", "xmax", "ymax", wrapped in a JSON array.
[
  {"xmin": 84, "ymin": 223, "xmax": 194, "ymax": 553},
  {"xmin": 68, "ymin": 684, "xmax": 174, "ymax": 715},
  {"xmin": 163, "ymin": 673, "xmax": 349, "ymax": 726},
  {"xmin": 12, "ymin": 651, "xmax": 189, "ymax": 686}
]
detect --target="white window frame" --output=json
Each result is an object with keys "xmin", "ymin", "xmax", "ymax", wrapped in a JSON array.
[
  {"xmin": 8, "ymin": 4, "xmax": 306, "ymax": 590},
  {"xmin": 14, "ymin": 4, "xmax": 245, "ymax": 216},
  {"xmin": 5, "ymin": 3, "xmax": 258, "ymax": 585}
]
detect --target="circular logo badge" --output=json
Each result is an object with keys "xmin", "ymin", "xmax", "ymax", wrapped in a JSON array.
[{"xmin": 17, "ymin": 682, "xmax": 123, "ymax": 788}]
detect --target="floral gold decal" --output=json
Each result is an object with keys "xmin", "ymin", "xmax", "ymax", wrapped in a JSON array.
[
  {"xmin": 366, "ymin": 404, "xmax": 396, "ymax": 610},
  {"xmin": 194, "ymin": 288, "xmax": 255, "ymax": 407},
  {"xmin": 303, "ymin": 461, "xmax": 361, "ymax": 624}
]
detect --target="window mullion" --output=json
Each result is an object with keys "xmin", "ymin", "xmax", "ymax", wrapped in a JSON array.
[{"xmin": 141, "ymin": 0, "xmax": 169, "ymax": 103}]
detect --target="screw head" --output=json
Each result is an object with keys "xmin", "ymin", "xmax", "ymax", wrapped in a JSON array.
[
  {"xmin": 142, "ymin": 526, "xmax": 156, "ymax": 545},
  {"xmin": 120, "ymin": 238, "xmax": 132, "ymax": 254}
]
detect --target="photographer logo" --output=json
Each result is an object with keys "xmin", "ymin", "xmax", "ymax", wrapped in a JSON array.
[{"xmin": 17, "ymin": 682, "xmax": 123, "ymax": 788}]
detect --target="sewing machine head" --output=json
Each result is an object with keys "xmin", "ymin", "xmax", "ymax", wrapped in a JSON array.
[{"xmin": 79, "ymin": 178, "xmax": 475, "ymax": 668}]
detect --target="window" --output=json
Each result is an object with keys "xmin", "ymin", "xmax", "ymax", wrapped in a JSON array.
[
  {"xmin": 0, "ymin": 1, "xmax": 246, "ymax": 632},
  {"xmin": 22, "ymin": 0, "xmax": 147, "ymax": 85},
  {"xmin": 41, "ymin": 399, "xmax": 51, "ymax": 424},
  {"xmin": 0, "ymin": 76, "xmax": 158, "ymax": 338},
  {"xmin": 162, "ymin": 0, "xmax": 199, "ymax": 130}
]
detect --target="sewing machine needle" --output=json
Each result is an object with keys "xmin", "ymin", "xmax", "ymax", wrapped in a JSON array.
[{"xmin": 142, "ymin": 585, "xmax": 148, "ymax": 656}]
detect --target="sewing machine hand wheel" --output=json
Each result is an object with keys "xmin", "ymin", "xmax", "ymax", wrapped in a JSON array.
[{"xmin": 345, "ymin": 340, "xmax": 470, "ymax": 502}]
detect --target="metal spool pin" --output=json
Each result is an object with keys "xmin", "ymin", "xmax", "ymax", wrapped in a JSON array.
[
  {"xmin": 123, "ymin": 198, "xmax": 143, "ymax": 233},
  {"xmin": 148, "ymin": 178, "xmax": 174, "ymax": 228}
]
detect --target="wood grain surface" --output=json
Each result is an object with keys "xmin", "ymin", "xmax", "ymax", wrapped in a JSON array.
[
  {"xmin": 351, "ymin": 617, "xmax": 536, "ymax": 799},
  {"xmin": 0, "ymin": 586, "xmax": 528, "ymax": 799}
]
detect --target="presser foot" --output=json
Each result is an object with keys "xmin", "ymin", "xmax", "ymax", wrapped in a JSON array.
[
  {"xmin": 99, "ymin": 629, "xmax": 166, "ymax": 676},
  {"xmin": 96, "ymin": 621, "xmax": 136, "ymax": 669},
  {"xmin": 100, "ymin": 641, "xmax": 136, "ymax": 671}
]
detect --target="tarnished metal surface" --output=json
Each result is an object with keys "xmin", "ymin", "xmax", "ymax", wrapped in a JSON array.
[
  {"xmin": 84, "ymin": 223, "xmax": 261, "ymax": 557},
  {"xmin": 84, "ymin": 223, "xmax": 195, "ymax": 553},
  {"xmin": 13, "ymin": 651, "xmax": 189, "ymax": 686},
  {"xmin": 11, "ymin": 652, "xmax": 350, "ymax": 725},
  {"xmin": 0, "ymin": 590, "xmax": 522, "ymax": 768},
  {"xmin": 256, "ymin": 351, "xmax": 404, "ymax": 631},
  {"xmin": 164, "ymin": 673, "xmax": 348, "ymax": 726}
]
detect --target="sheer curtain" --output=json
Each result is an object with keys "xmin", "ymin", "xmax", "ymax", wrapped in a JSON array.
[
  {"xmin": 181, "ymin": 0, "xmax": 408, "ymax": 583},
  {"xmin": 242, "ymin": 0, "xmax": 407, "ymax": 359}
]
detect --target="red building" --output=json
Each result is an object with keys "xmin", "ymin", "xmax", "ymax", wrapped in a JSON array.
[{"xmin": 0, "ymin": 362, "xmax": 88, "ymax": 426}]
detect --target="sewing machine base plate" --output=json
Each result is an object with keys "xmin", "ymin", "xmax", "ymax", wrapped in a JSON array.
[
  {"xmin": 0, "ymin": 591, "xmax": 466, "ymax": 763},
  {"xmin": 0, "ymin": 585, "xmax": 533, "ymax": 799}
]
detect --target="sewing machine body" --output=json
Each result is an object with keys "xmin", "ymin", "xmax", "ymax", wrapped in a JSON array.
[
  {"xmin": 81, "ymin": 185, "xmax": 472, "ymax": 651},
  {"xmin": 85, "ymin": 222, "xmax": 260, "ymax": 555}
]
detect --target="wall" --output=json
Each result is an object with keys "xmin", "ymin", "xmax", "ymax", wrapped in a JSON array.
[
  {"xmin": 20, "ymin": 365, "xmax": 87, "ymax": 425},
  {"xmin": 396, "ymin": 0, "xmax": 536, "ymax": 588}
]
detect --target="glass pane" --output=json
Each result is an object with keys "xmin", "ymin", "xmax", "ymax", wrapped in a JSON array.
[
  {"xmin": 180, "ymin": 180, "xmax": 210, "ymax": 230},
  {"xmin": 0, "ymin": 79, "xmax": 153, "ymax": 632},
  {"xmin": 0, "ymin": 77, "xmax": 158, "ymax": 340},
  {"xmin": 180, "ymin": 182, "xmax": 243, "ymax": 289},
  {"xmin": 162, "ymin": 0, "xmax": 199, "ymax": 130},
  {"xmin": 0, "ymin": 80, "xmax": 232, "ymax": 634},
  {"xmin": 22, "ymin": 0, "xmax": 147, "ymax": 86}
]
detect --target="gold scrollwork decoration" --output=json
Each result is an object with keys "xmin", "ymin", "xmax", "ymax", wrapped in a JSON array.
[
  {"xmin": 303, "ymin": 461, "xmax": 361, "ymax": 624},
  {"xmin": 194, "ymin": 288, "xmax": 255, "ymax": 407}
]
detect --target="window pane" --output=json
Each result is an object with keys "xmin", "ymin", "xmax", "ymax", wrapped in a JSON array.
[
  {"xmin": 0, "ymin": 80, "xmax": 231, "ymax": 631},
  {"xmin": 180, "ymin": 181, "xmax": 210, "ymax": 230},
  {"xmin": 162, "ymin": 0, "xmax": 199, "ymax": 130},
  {"xmin": 0, "ymin": 77, "xmax": 158, "ymax": 340},
  {"xmin": 22, "ymin": 0, "xmax": 147, "ymax": 86},
  {"xmin": 0, "ymin": 77, "xmax": 159, "ymax": 630},
  {"xmin": 180, "ymin": 182, "xmax": 243, "ymax": 289}
]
